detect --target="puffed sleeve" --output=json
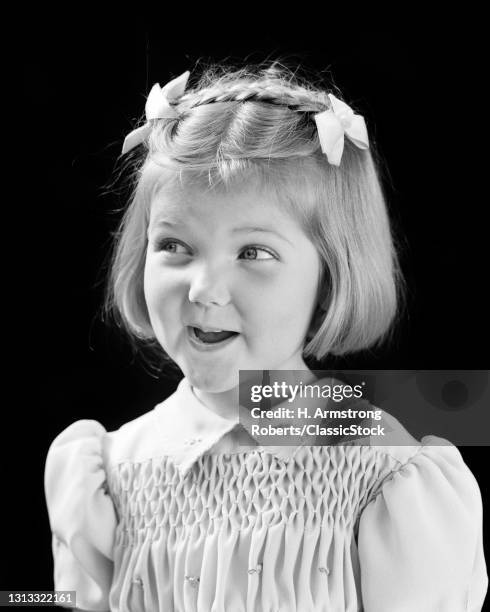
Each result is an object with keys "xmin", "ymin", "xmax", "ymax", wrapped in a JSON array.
[
  {"xmin": 44, "ymin": 420, "xmax": 117, "ymax": 612},
  {"xmin": 358, "ymin": 436, "xmax": 488, "ymax": 612}
]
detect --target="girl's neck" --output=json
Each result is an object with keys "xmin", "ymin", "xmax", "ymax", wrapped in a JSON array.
[{"xmin": 191, "ymin": 360, "xmax": 319, "ymax": 421}]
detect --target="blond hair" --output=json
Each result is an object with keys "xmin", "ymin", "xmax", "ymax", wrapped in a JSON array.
[{"xmin": 102, "ymin": 61, "xmax": 405, "ymax": 371}]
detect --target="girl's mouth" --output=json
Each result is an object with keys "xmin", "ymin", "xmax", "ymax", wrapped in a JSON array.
[{"xmin": 187, "ymin": 326, "xmax": 240, "ymax": 349}]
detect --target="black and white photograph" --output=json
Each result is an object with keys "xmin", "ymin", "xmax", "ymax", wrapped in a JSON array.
[{"xmin": 10, "ymin": 11, "xmax": 489, "ymax": 611}]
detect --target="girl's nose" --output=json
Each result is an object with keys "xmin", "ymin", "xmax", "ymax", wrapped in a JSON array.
[{"xmin": 188, "ymin": 263, "xmax": 231, "ymax": 307}]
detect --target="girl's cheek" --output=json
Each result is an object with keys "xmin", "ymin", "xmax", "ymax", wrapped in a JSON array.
[
  {"xmin": 144, "ymin": 258, "xmax": 173, "ymax": 290},
  {"xmin": 144, "ymin": 262, "xmax": 169, "ymax": 308}
]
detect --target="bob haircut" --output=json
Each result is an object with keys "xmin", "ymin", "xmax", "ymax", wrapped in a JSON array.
[{"xmin": 103, "ymin": 61, "xmax": 404, "ymax": 372}]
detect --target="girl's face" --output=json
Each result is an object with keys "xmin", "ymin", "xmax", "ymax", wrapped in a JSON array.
[{"xmin": 144, "ymin": 183, "xmax": 322, "ymax": 393}]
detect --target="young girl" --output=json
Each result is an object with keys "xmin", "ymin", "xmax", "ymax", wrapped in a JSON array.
[{"xmin": 44, "ymin": 62, "xmax": 487, "ymax": 611}]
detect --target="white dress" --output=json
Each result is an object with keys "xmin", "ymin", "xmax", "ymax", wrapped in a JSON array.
[{"xmin": 44, "ymin": 376, "xmax": 488, "ymax": 611}]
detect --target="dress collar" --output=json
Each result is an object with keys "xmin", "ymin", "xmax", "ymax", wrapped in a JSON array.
[{"xmin": 153, "ymin": 376, "xmax": 312, "ymax": 478}]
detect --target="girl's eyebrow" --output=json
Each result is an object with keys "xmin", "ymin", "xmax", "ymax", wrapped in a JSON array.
[
  {"xmin": 233, "ymin": 226, "xmax": 293, "ymax": 246},
  {"xmin": 149, "ymin": 219, "xmax": 293, "ymax": 246}
]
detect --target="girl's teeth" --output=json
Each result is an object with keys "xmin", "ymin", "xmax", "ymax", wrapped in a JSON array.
[{"xmin": 193, "ymin": 327, "xmax": 237, "ymax": 343}]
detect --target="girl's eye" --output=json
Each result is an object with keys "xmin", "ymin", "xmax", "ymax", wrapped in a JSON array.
[
  {"xmin": 239, "ymin": 246, "xmax": 276, "ymax": 261},
  {"xmin": 156, "ymin": 240, "xmax": 189, "ymax": 255},
  {"xmin": 155, "ymin": 240, "xmax": 276, "ymax": 261}
]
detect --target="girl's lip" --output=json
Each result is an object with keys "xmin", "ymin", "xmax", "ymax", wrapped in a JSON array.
[{"xmin": 186, "ymin": 326, "xmax": 240, "ymax": 352}]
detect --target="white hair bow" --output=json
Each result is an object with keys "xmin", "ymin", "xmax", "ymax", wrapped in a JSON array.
[
  {"xmin": 314, "ymin": 94, "xmax": 369, "ymax": 166},
  {"xmin": 121, "ymin": 71, "xmax": 190, "ymax": 155}
]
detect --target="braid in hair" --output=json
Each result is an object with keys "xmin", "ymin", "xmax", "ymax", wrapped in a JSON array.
[{"xmin": 178, "ymin": 80, "xmax": 330, "ymax": 115}]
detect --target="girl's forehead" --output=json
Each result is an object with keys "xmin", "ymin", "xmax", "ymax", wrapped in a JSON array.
[{"xmin": 149, "ymin": 183, "xmax": 294, "ymax": 226}]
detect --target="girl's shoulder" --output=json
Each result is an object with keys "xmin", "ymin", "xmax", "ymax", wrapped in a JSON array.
[
  {"xmin": 353, "ymin": 406, "xmax": 463, "ymax": 467},
  {"xmin": 45, "ymin": 386, "xmax": 179, "ymax": 476},
  {"xmin": 105, "ymin": 392, "xmax": 179, "ymax": 469}
]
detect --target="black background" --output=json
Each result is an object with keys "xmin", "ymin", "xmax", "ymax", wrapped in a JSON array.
[{"xmin": 10, "ymin": 9, "xmax": 488, "ymax": 603}]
